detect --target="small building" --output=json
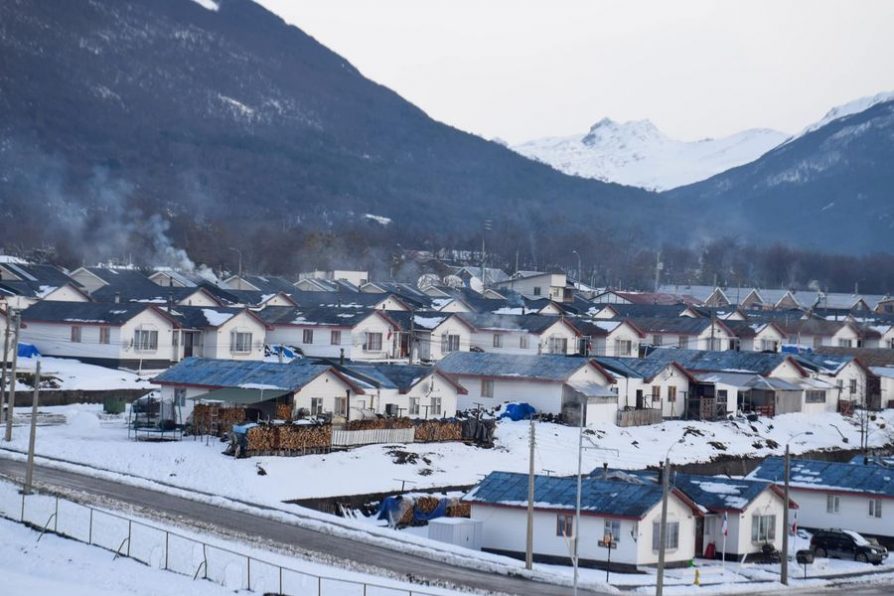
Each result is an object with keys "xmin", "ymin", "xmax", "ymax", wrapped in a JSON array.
[
  {"xmin": 464, "ymin": 471, "xmax": 701, "ymax": 570},
  {"xmin": 456, "ymin": 313, "xmax": 582, "ymax": 356},
  {"xmin": 749, "ymin": 457, "xmax": 894, "ymax": 544},
  {"xmin": 493, "ymin": 272, "xmax": 572, "ymax": 302}
]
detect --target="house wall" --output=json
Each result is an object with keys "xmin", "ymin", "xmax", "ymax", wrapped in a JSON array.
[
  {"xmin": 646, "ymin": 368, "xmax": 690, "ymax": 418},
  {"xmin": 43, "ymin": 285, "xmax": 90, "ymax": 303},
  {"xmin": 69, "ymin": 269, "xmax": 108, "ymax": 294},
  {"xmin": 267, "ymin": 314, "xmax": 396, "ymax": 361},
  {"xmin": 495, "ymin": 274, "xmax": 566, "ymax": 301},
  {"xmin": 176, "ymin": 291, "xmax": 219, "ymax": 307},
  {"xmin": 695, "ymin": 325, "xmax": 736, "ymax": 351},
  {"xmin": 700, "ymin": 491, "xmax": 785, "ymax": 558},
  {"xmin": 454, "ymin": 375, "xmax": 563, "ymax": 413},
  {"xmin": 157, "ymin": 384, "xmax": 209, "ymax": 423},
  {"xmin": 604, "ymin": 325, "xmax": 642, "ymax": 357},
  {"xmin": 788, "ymin": 488, "xmax": 894, "ymax": 539},
  {"xmin": 119, "ymin": 309, "xmax": 178, "ymax": 366},
  {"xmin": 383, "ymin": 374, "xmax": 461, "ymax": 418},
  {"xmin": 263, "ymin": 294, "xmax": 295, "ymax": 307},
  {"xmin": 537, "ymin": 321, "xmax": 580, "ymax": 355},
  {"xmin": 752, "ymin": 326, "xmax": 785, "ymax": 352},
  {"xmin": 429, "ymin": 318, "xmax": 473, "ymax": 361},
  {"xmin": 202, "ymin": 313, "xmax": 266, "ymax": 361},
  {"xmin": 292, "ymin": 371, "xmax": 361, "ymax": 417},
  {"xmin": 437, "ymin": 300, "xmax": 471, "ymax": 313}
]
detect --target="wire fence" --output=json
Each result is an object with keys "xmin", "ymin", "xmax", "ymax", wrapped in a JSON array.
[{"xmin": 0, "ymin": 474, "xmax": 442, "ymax": 596}]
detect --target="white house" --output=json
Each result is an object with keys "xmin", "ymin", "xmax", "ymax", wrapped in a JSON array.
[
  {"xmin": 573, "ymin": 320, "xmax": 645, "ymax": 357},
  {"xmin": 493, "ymin": 272, "xmax": 571, "ymax": 302},
  {"xmin": 465, "ymin": 471, "xmax": 701, "ymax": 570},
  {"xmin": 258, "ymin": 306, "xmax": 401, "ymax": 361},
  {"xmin": 629, "ymin": 317, "xmax": 737, "ymax": 351},
  {"xmin": 298, "ymin": 269, "xmax": 369, "ymax": 287},
  {"xmin": 437, "ymin": 352, "xmax": 618, "ymax": 423},
  {"xmin": 169, "ymin": 306, "xmax": 268, "ymax": 362},
  {"xmin": 871, "ymin": 366, "xmax": 894, "ymax": 409},
  {"xmin": 457, "ymin": 313, "xmax": 582, "ymax": 356},
  {"xmin": 20, "ymin": 301, "xmax": 179, "ymax": 369},
  {"xmin": 334, "ymin": 363, "xmax": 467, "ymax": 418},
  {"xmin": 672, "ymin": 473, "xmax": 791, "ymax": 560},
  {"xmin": 750, "ymin": 457, "xmax": 894, "ymax": 542}
]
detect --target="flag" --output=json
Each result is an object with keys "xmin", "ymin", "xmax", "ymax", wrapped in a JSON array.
[{"xmin": 721, "ymin": 511, "xmax": 728, "ymax": 537}]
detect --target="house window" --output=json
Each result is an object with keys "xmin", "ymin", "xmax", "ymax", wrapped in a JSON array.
[
  {"xmin": 174, "ymin": 387, "xmax": 186, "ymax": 407},
  {"xmin": 651, "ymin": 386, "xmax": 661, "ymax": 402},
  {"xmin": 667, "ymin": 386, "xmax": 677, "ymax": 402},
  {"xmin": 493, "ymin": 334, "xmax": 503, "ymax": 348},
  {"xmin": 310, "ymin": 398, "xmax": 323, "ymax": 416},
  {"xmin": 134, "ymin": 329, "xmax": 158, "ymax": 352},
  {"xmin": 442, "ymin": 334, "xmax": 460, "ymax": 353},
  {"xmin": 556, "ymin": 513, "xmax": 574, "ymax": 537},
  {"xmin": 549, "ymin": 337, "xmax": 568, "ymax": 354},
  {"xmin": 615, "ymin": 339, "xmax": 632, "ymax": 356},
  {"xmin": 302, "ymin": 329, "xmax": 314, "ymax": 344},
  {"xmin": 231, "ymin": 331, "xmax": 252, "ymax": 353},
  {"xmin": 409, "ymin": 397, "xmax": 420, "ymax": 416},
  {"xmin": 604, "ymin": 519, "xmax": 621, "ymax": 543},
  {"xmin": 430, "ymin": 397, "xmax": 442, "ymax": 417},
  {"xmin": 330, "ymin": 330, "xmax": 341, "ymax": 346},
  {"xmin": 334, "ymin": 396, "xmax": 347, "ymax": 416},
  {"xmin": 813, "ymin": 336, "xmax": 824, "ymax": 348},
  {"xmin": 652, "ymin": 334, "xmax": 663, "ymax": 346},
  {"xmin": 652, "ymin": 521, "xmax": 679, "ymax": 550},
  {"xmin": 99, "ymin": 326, "xmax": 111, "ymax": 345},
  {"xmin": 70, "ymin": 326, "xmax": 82, "ymax": 343},
  {"xmin": 519, "ymin": 335, "xmax": 529, "ymax": 349},
  {"xmin": 849, "ymin": 379, "xmax": 857, "ymax": 394},
  {"xmin": 677, "ymin": 336, "xmax": 689, "ymax": 349},
  {"xmin": 717, "ymin": 389, "xmax": 728, "ymax": 411},
  {"xmin": 751, "ymin": 514, "xmax": 776, "ymax": 543},
  {"xmin": 365, "ymin": 332, "xmax": 383, "ymax": 352},
  {"xmin": 533, "ymin": 286, "xmax": 542, "ymax": 297},
  {"xmin": 870, "ymin": 498, "xmax": 883, "ymax": 518},
  {"xmin": 760, "ymin": 339, "xmax": 778, "ymax": 352},
  {"xmin": 805, "ymin": 390, "xmax": 826, "ymax": 403},
  {"xmin": 481, "ymin": 379, "xmax": 494, "ymax": 398},
  {"xmin": 838, "ymin": 339, "xmax": 853, "ymax": 348},
  {"xmin": 827, "ymin": 494, "xmax": 840, "ymax": 513}
]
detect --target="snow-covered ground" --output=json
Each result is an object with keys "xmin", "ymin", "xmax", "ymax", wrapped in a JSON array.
[
  {"xmin": 3, "ymin": 404, "xmax": 891, "ymax": 503},
  {"xmin": 12, "ymin": 355, "xmax": 157, "ymax": 392}
]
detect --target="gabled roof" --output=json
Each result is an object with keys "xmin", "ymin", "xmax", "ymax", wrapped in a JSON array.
[
  {"xmin": 457, "ymin": 312, "xmax": 580, "ymax": 335},
  {"xmin": 167, "ymin": 305, "xmax": 269, "ymax": 330},
  {"xmin": 153, "ymin": 357, "xmax": 365, "ymax": 394},
  {"xmin": 593, "ymin": 290, "xmax": 701, "ymax": 306},
  {"xmin": 626, "ymin": 317, "xmax": 731, "ymax": 337},
  {"xmin": 642, "ymin": 348, "xmax": 803, "ymax": 377},
  {"xmin": 672, "ymin": 474, "xmax": 780, "ymax": 512},
  {"xmin": 332, "ymin": 362, "xmax": 468, "ymax": 395},
  {"xmin": 571, "ymin": 318, "xmax": 645, "ymax": 338},
  {"xmin": 0, "ymin": 280, "xmax": 89, "ymax": 300},
  {"xmin": 749, "ymin": 457, "xmax": 894, "ymax": 497},
  {"xmin": 814, "ymin": 347, "xmax": 894, "ymax": 367},
  {"xmin": 0, "ymin": 263, "xmax": 78, "ymax": 287},
  {"xmin": 92, "ymin": 281, "xmax": 222, "ymax": 306},
  {"xmin": 256, "ymin": 305, "xmax": 398, "ymax": 329},
  {"xmin": 21, "ymin": 301, "xmax": 172, "ymax": 326},
  {"xmin": 464, "ymin": 471, "xmax": 699, "ymax": 519},
  {"xmin": 588, "ymin": 303, "xmax": 698, "ymax": 319},
  {"xmin": 437, "ymin": 352, "xmax": 595, "ymax": 382},
  {"xmin": 234, "ymin": 275, "xmax": 298, "ymax": 295}
]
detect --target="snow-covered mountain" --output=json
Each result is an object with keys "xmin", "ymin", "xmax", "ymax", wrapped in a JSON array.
[
  {"xmin": 513, "ymin": 118, "xmax": 787, "ymax": 191},
  {"xmin": 788, "ymin": 90, "xmax": 894, "ymax": 141}
]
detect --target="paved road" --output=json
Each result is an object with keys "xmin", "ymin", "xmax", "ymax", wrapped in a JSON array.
[{"xmin": 0, "ymin": 458, "xmax": 607, "ymax": 596}]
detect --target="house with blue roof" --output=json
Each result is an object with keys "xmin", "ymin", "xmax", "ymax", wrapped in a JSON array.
[
  {"xmin": 436, "ymin": 352, "xmax": 618, "ymax": 424},
  {"xmin": 749, "ymin": 457, "xmax": 894, "ymax": 543},
  {"xmin": 463, "ymin": 471, "xmax": 701, "ymax": 570}
]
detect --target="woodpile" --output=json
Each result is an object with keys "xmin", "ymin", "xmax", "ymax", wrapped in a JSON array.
[
  {"xmin": 413, "ymin": 419, "xmax": 462, "ymax": 442},
  {"xmin": 245, "ymin": 422, "xmax": 331, "ymax": 454},
  {"xmin": 192, "ymin": 404, "xmax": 246, "ymax": 436},
  {"xmin": 345, "ymin": 417, "xmax": 413, "ymax": 431},
  {"xmin": 275, "ymin": 403, "xmax": 292, "ymax": 421},
  {"xmin": 395, "ymin": 496, "xmax": 471, "ymax": 526}
]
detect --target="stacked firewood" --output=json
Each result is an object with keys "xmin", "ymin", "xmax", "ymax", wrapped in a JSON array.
[
  {"xmin": 413, "ymin": 419, "xmax": 463, "ymax": 442},
  {"xmin": 275, "ymin": 403, "xmax": 292, "ymax": 421},
  {"xmin": 192, "ymin": 404, "xmax": 247, "ymax": 435},
  {"xmin": 245, "ymin": 423, "xmax": 331, "ymax": 453},
  {"xmin": 345, "ymin": 418, "xmax": 413, "ymax": 431}
]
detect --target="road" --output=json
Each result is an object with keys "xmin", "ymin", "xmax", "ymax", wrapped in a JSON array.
[{"xmin": 0, "ymin": 458, "xmax": 607, "ymax": 596}]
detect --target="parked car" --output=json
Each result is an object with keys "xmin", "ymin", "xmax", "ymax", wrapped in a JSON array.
[{"xmin": 810, "ymin": 529, "xmax": 888, "ymax": 564}]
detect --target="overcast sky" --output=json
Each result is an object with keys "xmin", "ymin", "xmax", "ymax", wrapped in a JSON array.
[{"xmin": 257, "ymin": 0, "xmax": 894, "ymax": 144}]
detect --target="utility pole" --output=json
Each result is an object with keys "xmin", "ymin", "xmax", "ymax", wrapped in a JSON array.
[
  {"xmin": 0, "ymin": 309, "xmax": 10, "ymax": 424},
  {"xmin": 656, "ymin": 457, "xmax": 670, "ymax": 596},
  {"xmin": 408, "ymin": 307, "xmax": 416, "ymax": 364},
  {"xmin": 781, "ymin": 443, "xmax": 791, "ymax": 585},
  {"xmin": 573, "ymin": 402, "xmax": 585, "ymax": 596},
  {"xmin": 654, "ymin": 251, "xmax": 662, "ymax": 293},
  {"xmin": 5, "ymin": 312, "xmax": 21, "ymax": 441},
  {"xmin": 525, "ymin": 415, "xmax": 536, "ymax": 570},
  {"xmin": 24, "ymin": 360, "xmax": 40, "ymax": 494}
]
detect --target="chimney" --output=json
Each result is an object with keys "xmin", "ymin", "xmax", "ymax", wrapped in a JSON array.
[
  {"xmin": 114, "ymin": 292, "xmax": 120, "ymax": 304},
  {"xmin": 656, "ymin": 463, "xmax": 663, "ymax": 485},
  {"xmin": 603, "ymin": 462, "xmax": 609, "ymax": 480},
  {"xmin": 339, "ymin": 348, "xmax": 345, "ymax": 365}
]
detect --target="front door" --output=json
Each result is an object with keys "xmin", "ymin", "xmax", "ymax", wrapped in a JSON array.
[
  {"xmin": 183, "ymin": 332, "xmax": 195, "ymax": 357},
  {"xmin": 695, "ymin": 517, "xmax": 705, "ymax": 557},
  {"xmin": 635, "ymin": 389, "xmax": 644, "ymax": 409}
]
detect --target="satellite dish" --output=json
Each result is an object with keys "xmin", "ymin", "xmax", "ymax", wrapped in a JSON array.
[
  {"xmin": 417, "ymin": 273, "xmax": 440, "ymax": 290},
  {"xmin": 443, "ymin": 275, "xmax": 463, "ymax": 288}
]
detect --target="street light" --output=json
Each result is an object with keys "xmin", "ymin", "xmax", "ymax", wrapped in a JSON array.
[
  {"xmin": 782, "ymin": 430, "xmax": 813, "ymax": 585},
  {"xmin": 572, "ymin": 402, "xmax": 619, "ymax": 596},
  {"xmin": 656, "ymin": 438, "xmax": 685, "ymax": 596}
]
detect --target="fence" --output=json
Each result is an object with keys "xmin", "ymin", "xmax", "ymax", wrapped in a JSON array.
[
  {"xmin": 332, "ymin": 427, "xmax": 416, "ymax": 447},
  {"xmin": 0, "ymin": 474, "xmax": 441, "ymax": 596},
  {"xmin": 616, "ymin": 408, "xmax": 663, "ymax": 427}
]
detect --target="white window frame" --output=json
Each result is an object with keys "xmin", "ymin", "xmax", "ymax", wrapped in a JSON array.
[
  {"xmin": 71, "ymin": 325, "xmax": 82, "ymax": 343},
  {"xmin": 330, "ymin": 330, "xmax": 341, "ymax": 346},
  {"xmin": 99, "ymin": 326, "xmax": 111, "ymax": 345},
  {"xmin": 615, "ymin": 339, "xmax": 632, "ymax": 356},
  {"xmin": 493, "ymin": 334, "xmax": 503, "ymax": 348},
  {"xmin": 557, "ymin": 513, "xmax": 574, "ymax": 537},
  {"xmin": 365, "ymin": 332, "xmax": 383, "ymax": 352},
  {"xmin": 652, "ymin": 521, "xmax": 679, "ymax": 551},
  {"xmin": 133, "ymin": 329, "xmax": 158, "ymax": 352},
  {"xmin": 442, "ymin": 333, "xmax": 460, "ymax": 353},
  {"xmin": 334, "ymin": 396, "xmax": 347, "ymax": 416},
  {"xmin": 230, "ymin": 331, "xmax": 253, "ymax": 353},
  {"xmin": 481, "ymin": 379, "xmax": 494, "ymax": 398},
  {"xmin": 174, "ymin": 387, "xmax": 186, "ymax": 407},
  {"xmin": 870, "ymin": 498, "xmax": 883, "ymax": 518},
  {"xmin": 409, "ymin": 397, "xmax": 420, "ymax": 416},
  {"xmin": 549, "ymin": 336, "xmax": 568, "ymax": 354},
  {"xmin": 827, "ymin": 494, "xmax": 840, "ymax": 513},
  {"xmin": 302, "ymin": 329, "xmax": 314, "ymax": 345},
  {"xmin": 310, "ymin": 397, "xmax": 323, "ymax": 416},
  {"xmin": 604, "ymin": 519, "xmax": 621, "ymax": 543},
  {"xmin": 430, "ymin": 396, "xmax": 442, "ymax": 417},
  {"xmin": 751, "ymin": 514, "xmax": 776, "ymax": 543},
  {"xmin": 519, "ymin": 335, "xmax": 529, "ymax": 349}
]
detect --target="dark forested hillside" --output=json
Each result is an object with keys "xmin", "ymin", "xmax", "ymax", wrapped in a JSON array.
[{"xmin": 0, "ymin": 0, "xmax": 655, "ymax": 272}]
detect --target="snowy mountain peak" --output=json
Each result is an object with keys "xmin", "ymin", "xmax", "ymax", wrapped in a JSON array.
[
  {"xmin": 797, "ymin": 90, "xmax": 894, "ymax": 138},
  {"xmin": 582, "ymin": 117, "xmax": 664, "ymax": 146}
]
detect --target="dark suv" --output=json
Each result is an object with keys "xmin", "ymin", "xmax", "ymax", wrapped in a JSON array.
[{"xmin": 810, "ymin": 529, "xmax": 888, "ymax": 564}]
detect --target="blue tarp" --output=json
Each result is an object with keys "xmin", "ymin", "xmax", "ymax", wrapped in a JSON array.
[
  {"xmin": 232, "ymin": 422, "xmax": 259, "ymax": 435},
  {"xmin": 377, "ymin": 496, "xmax": 404, "ymax": 522},
  {"xmin": 499, "ymin": 402, "xmax": 536, "ymax": 421},
  {"xmin": 413, "ymin": 498, "xmax": 448, "ymax": 522},
  {"xmin": 17, "ymin": 343, "xmax": 40, "ymax": 358}
]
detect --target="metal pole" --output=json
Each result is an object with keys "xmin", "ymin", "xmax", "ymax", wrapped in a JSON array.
[
  {"xmin": 5, "ymin": 312, "xmax": 21, "ymax": 441},
  {"xmin": 782, "ymin": 444, "xmax": 790, "ymax": 585},
  {"xmin": 24, "ymin": 360, "xmax": 40, "ymax": 494},
  {"xmin": 573, "ymin": 402, "xmax": 584, "ymax": 595},
  {"xmin": 656, "ymin": 457, "xmax": 670, "ymax": 596},
  {"xmin": 525, "ymin": 415, "xmax": 536, "ymax": 570},
  {"xmin": 0, "ymin": 309, "xmax": 10, "ymax": 424}
]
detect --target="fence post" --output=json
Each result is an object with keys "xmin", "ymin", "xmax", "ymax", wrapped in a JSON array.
[
  {"xmin": 20, "ymin": 490, "xmax": 24, "ymax": 521},
  {"xmin": 318, "ymin": 575, "xmax": 322, "ymax": 596},
  {"xmin": 54, "ymin": 496, "xmax": 59, "ymax": 533},
  {"xmin": 88, "ymin": 508, "xmax": 93, "ymax": 544},
  {"xmin": 279, "ymin": 566, "xmax": 282, "ymax": 595},
  {"xmin": 127, "ymin": 519, "xmax": 132, "ymax": 557},
  {"xmin": 247, "ymin": 556, "xmax": 251, "ymax": 591},
  {"xmin": 165, "ymin": 532, "xmax": 169, "ymax": 570}
]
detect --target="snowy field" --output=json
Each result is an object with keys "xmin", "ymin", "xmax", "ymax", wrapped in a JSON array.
[
  {"xmin": 12, "ymin": 355, "xmax": 157, "ymax": 392},
  {"xmin": 2, "ymin": 403, "xmax": 891, "ymax": 503}
]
